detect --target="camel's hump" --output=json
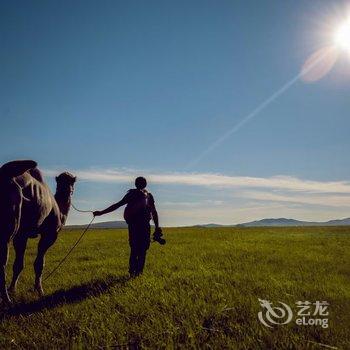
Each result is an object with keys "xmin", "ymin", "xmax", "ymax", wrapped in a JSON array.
[{"xmin": 0, "ymin": 160, "xmax": 38, "ymax": 178}]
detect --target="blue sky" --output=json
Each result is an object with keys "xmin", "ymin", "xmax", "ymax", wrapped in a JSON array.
[{"xmin": 1, "ymin": 0, "xmax": 350, "ymax": 225}]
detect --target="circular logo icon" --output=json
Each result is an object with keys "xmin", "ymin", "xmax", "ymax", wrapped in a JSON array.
[{"xmin": 258, "ymin": 298, "xmax": 293, "ymax": 328}]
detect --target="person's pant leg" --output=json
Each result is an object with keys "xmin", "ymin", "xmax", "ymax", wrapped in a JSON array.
[
  {"xmin": 128, "ymin": 223, "xmax": 139, "ymax": 275},
  {"xmin": 128, "ymin": 221, "xmax": 150, "ymax": 276},
  {"xmin": 136, "ymin": 248, "xmax": 147, "ymax": 275},
  {"xmin": 129, "ymin": 246, "xmax": 138, "ymax": 275},
  {"xmin": 136, "ymin": 222, "xmax": 150, "ymax": 275}
]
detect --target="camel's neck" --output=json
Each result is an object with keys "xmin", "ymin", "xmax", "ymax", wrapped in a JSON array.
[{"xmin": 54, "ymin": 189, "xmax": 72, "ymax": 224}]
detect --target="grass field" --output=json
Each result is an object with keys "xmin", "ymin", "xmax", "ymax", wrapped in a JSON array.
[{"xmin": 0, "ymin": 226, "xmax": 349, "ymax": 349}]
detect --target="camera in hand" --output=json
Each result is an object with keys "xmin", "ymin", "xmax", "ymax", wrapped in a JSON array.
[{"xmin": 153, "ymin": 228, "xmax": 166, "ymax": 245}]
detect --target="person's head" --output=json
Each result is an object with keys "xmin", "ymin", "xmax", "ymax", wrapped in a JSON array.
[{"xmin": 135, "ymin": 176, "xmax": 147, "ymax": 190}]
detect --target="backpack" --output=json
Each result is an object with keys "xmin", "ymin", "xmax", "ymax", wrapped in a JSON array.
[{"xmin": 123, "ymin": 189, "xmax": 152, "ymax": 223}]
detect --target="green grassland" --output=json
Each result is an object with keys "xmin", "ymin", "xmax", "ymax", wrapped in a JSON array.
[{"xmin": 0, "ymin": 226, "xmax": 349, "ymax": 349}]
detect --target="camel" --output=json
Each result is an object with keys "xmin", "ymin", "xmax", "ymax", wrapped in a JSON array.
[{"xmin": 0, "ymin": 160, "xmax": 76, "ymax": 304}]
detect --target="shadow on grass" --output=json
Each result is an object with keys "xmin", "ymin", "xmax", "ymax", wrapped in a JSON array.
[{"xmin": 1, "ymin": 274, "xmax": 129, "ymax": 320}]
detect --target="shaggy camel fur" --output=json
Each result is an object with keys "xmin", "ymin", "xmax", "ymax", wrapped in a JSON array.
[{"xmin": 0, "ymin": 160, "xmax": 76, "ymax": 304}]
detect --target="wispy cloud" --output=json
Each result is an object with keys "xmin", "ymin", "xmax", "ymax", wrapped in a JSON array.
[
  {"xmin": 44, "ymin": 167, "xmax": 350, "ymax": 225},
  {"xmin": 241, "ymin": 191, "xmax": 350, "ymax": 208},
  {"xmin": 162, "ymin": 200, "xmax": 224, "ymax": 207},
  {"xmin": 44, "ymin": 168, "xmax": 350, "ymax": 194}
]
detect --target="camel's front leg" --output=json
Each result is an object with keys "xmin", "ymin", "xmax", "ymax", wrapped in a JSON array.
[
  {"xmin": 34, "ymin": 232, "xmax": 57, "ymax": 297},
  {"xmin": 9, "ymin": 235, "xmax": 28, "ymax": 294},
  {"xmin": 0, "ymin": 183, "xmax": 22, "ymax": 304},
  {"xmin": 0, "ymin": 239, "xmax": 11, "ymax": 304}
]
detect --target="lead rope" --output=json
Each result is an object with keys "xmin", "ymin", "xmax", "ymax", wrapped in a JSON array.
[
  {"xmin": 43, "ymin": 205, "xmax": 95, "ymax": 282},
  {"xmin": 71, "ymin": 203, "xmax": 94, "ymax": 214}
]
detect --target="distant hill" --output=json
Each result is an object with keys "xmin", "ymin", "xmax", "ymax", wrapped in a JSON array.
[
  {"xmin": 66, "ymin": 217, "xmax": 350, "ymax": 229},
  {"xmin": 66, "ymin": 220, "xmax": 127, "ymax": 229},
  {"xmin": 237, "ymin": 217, "xmax": 350, "ymax": 227},
  {"xmin": 324, "ymin": 217, "xmax": 350, "ymax": 226},
  {"xmin": 194, "ymin": 223, "xmax": 223, "ymax": 228},
  {"xmin": 236, "ymin": 218, "xmax": 311, "ymax": 227},
  {"xmin": 199, "ymin": 217, "xmax": 350, "ymax": 228}
]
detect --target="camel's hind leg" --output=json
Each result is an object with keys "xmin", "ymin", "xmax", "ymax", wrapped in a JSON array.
[
  {"xmin": 0, "ymin": 239, "xmax": 11, "ymax": 304},
  {"xmin": 8, "ymin": 235, "xmax": 28, "ymax": 294},
  {"xmin": 33, "ymin": 232, "xmax": 57, "ymax": 297}
]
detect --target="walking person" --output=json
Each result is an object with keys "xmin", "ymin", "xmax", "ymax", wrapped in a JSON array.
[{"xmin": 93, "ymin": 177, "xmax": 163, "ymax": 277}]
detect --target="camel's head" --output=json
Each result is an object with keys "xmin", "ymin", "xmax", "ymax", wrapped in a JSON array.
[{"xmin": 55, "ymin": 172, "xmax": 76, "ymax": 196}]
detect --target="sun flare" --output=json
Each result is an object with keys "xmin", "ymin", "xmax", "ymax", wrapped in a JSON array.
[{"xmin": 334, "ymin": 18, "xmax": 350, "ymax": 53}]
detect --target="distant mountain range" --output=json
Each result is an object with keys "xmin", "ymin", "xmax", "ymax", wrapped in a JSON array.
[
  {"xmin": 66, "ymin": 217, "xmax": 350, "ymax": 229},
  {"xmin": 67, "ymin": 221, "xmax": 128, "ymax": 229},
  {"xmin": 197, "ymin": 217, "xmax": 350, "ymax": 228}
]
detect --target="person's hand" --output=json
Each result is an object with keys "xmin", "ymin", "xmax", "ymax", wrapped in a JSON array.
[
  {"xmin": 154, "ymin": 227, "xmax": 162, "ymax": 235},
  {"xmin": 153, "ymin": 227, "xmax": 166, "ymax": 245},
  {"xmin": 93, "ymin": 210, "xmax": 102, "ymax": 217}
]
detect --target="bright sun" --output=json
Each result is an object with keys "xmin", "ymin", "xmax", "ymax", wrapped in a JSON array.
[{"xmin": 334, "ymin": 18, "xmax": 350, "ymax": 52}]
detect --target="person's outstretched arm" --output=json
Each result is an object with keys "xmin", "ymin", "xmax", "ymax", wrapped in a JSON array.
[{"xmin": 93, "ymin": 198, "xmax": 127, "ymax": 217}]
